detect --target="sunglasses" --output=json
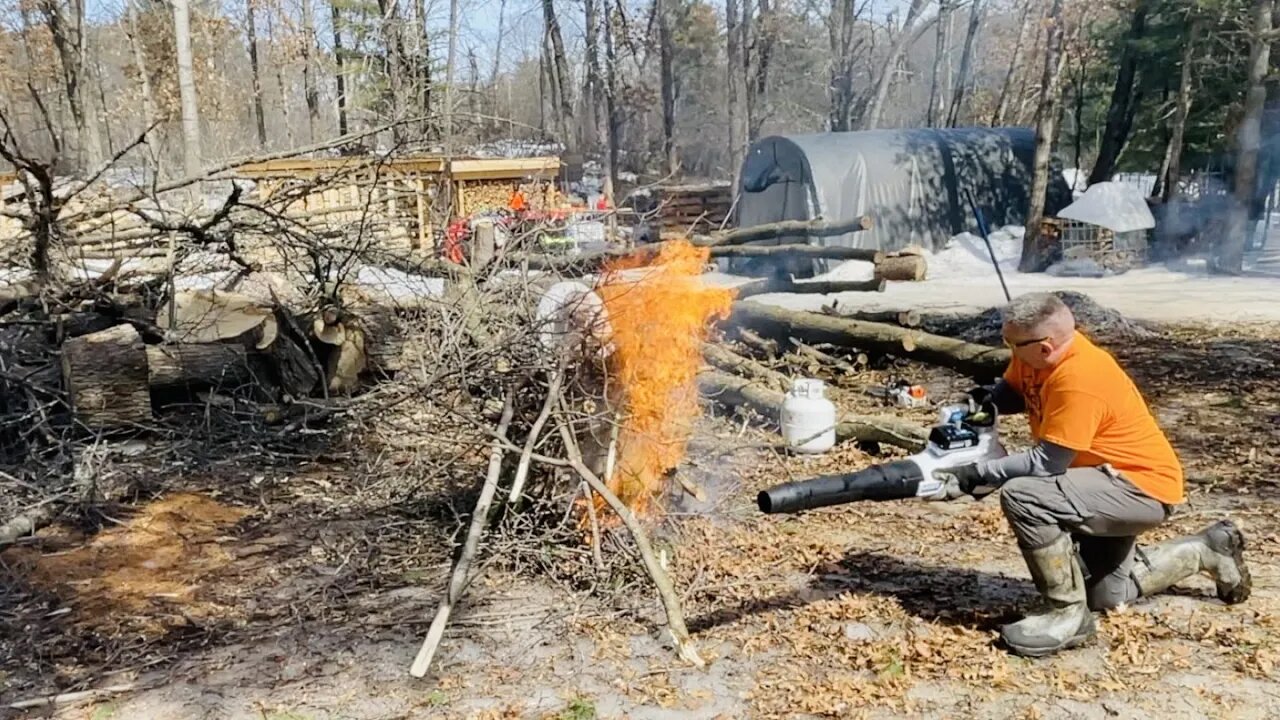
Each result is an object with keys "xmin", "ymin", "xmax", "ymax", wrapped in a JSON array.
[{"xmin": 1004, "ymin": 336, "xmax": 1049, "ymax": 349}]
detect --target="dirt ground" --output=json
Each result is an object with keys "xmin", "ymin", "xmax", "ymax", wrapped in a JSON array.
[{"xmin": 3, "ymin": 318, "xmax": 1279, "ymax": 720}]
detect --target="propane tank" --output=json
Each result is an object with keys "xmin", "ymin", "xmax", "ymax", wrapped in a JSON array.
[{"xmin": 781, "ymin": 378, "xmax": 837, "ymax": 454}]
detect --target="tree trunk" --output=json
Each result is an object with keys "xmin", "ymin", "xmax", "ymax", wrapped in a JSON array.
[
  {"xmin": 828, "ymin": 0, "xmax": 858, "ymax": 132},
  {"xmin": 490, "ymin": 0, "xmax": 507, "ymax": 125},
  {"xmin": 146, "ymin": 344, "xmax": 251, "ymax": 389},
  {"xmin": 38, "ymin": 0, "xmax": 101, "ymax": 172},
  {"xmin": 246, "ymin": 0, "xmax": 268, "ymax": 147},
  {"xmin": 863, "ymin": 0, "xmax": 929, "ymax": 130},
  {"xmin": 379, "ymin": 0, "xmax": 409, "ymax": 144},
  {"xmin": 927, "ymin": 0, "xmax": 954, "ymax": 127},
  {"xmin": 444, "ymin": 0, "xmax": 459, "ymax": 146},
  {"xmin": 583, "ymin": 0, "xmax": 602, "ymax": 151},
  {"xmin": 697, "ymin": 369, "xmax": 929, "ymax": 450},
  {"xmin": 301, "ymin": 0, "xmax": 320, "ymax": 143},
  {"xmin": 604, "ymin": 0, "xmax": 621, "ymax": 195},
  {"xmin": 173, "ymin": 0, "xmax": 202, "ymax": 176},
  {"xmin": 1019, "ymin": 0, "xmax": 1066, "ymax": 272},
  {"xmin": 735, "ymin": 278, "xmax": 886, "ymax": 298},
  {"xmin": 1219, "ymin": 0, "xmax": 1272, "ymax": 274},
  {"xmin": 1088, "ymin": 0, "xmax": 1150, "ymax": 185},
  {"xmin": 946, "ymin": 0, "xmax": 984, "ymax": 127},
  {"xmin": 832, "ymin": 308, "xmax": 923, "ymax": 327},
  {"xmin": 331, "ymin": 1, "xmax": 349, "ymax": 136},
  {"xmin": 747, "ymin": 0, "xmax": 774, "ymax": 140},
  {"xmin": 61, "ymin": 324, "xmax": 152, "ymax": 429},
  {"xmin": 709, "ymin": 244, "xmax": 883, "ymax": 261},
  {"xmin": 728, "ymin": 0, "xmax": 744, "ymax": 178},
  {"xmin": 658, "ymin": 0, "xmax": 677, "ymax": 174},
  {"xmin": 991, "ymin": 0, "xmax": 1034, "ymax": 127},
  {"xmin": 542, "ymin": 0, "xmax": 577, "ymax": 152},
  {"xmin": 125, "ymin": 0, "xmax": 157, "ymax": 147},
  {"xmin": 700, "ymin": 214, "xmax": 873, "ymax": 245},
  {"xmin": 730, "ymin": 301, "xmax": 1011, "ymax": 379},
  {"xmin": 1161, "ymin": 18, "xmax": 1201, "ymax": 202}
]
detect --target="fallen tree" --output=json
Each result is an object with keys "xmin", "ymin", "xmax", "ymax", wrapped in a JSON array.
[
  {"xmin": 697, "ymin": 369, "xmax": 928, "ymax": 451},
  {"xmin": 708, "ymin": 244, "xmax": 883, "ymax": 262},
  {"xmin": 734, "ymin": 277, "xmax": 886, "ymax": 299},
  {"xmin": 730, "ymin": 301, "xmax": 1010, "ymax": 379},
  {"xmin": 694, "ymin": 216, "xmax": 874, "ymax": 247}
]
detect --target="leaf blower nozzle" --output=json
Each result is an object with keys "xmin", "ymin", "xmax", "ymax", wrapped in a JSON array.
[{"xmin": 756, "ymin": 459, "xmax": 926, "ymax": 514}]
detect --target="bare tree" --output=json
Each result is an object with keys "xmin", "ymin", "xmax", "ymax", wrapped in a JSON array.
[
  {"xmin": 1020, "ymin": 0, "xmax": 1066, "ymax": 272},
  {"xmin": 863, "ymin": 0, "xmax": 932, "ymax": 130},
  {"xmin": 542, "ymin": 0, "xmax": 577, "ymax": 152},
  {"xmin": 728, "ymin": 0, "xmax": 745, "ymax": 178},
  {"xmin": 604, "ymin": 0, "xmax": 621, "ymax": 195},
  {"xmin": 331, "ymin": 0, "xmax": 349, "ymax": 136},
  {"xmin": 927, "ymin": 0, "xmax": 954, "ymax": 127},
  {"xmin": 583, "ymin": 0, "xmax": 603, "ymax": 150},
  {"xmin": 301, "ymin": 0, "xmax": 320, "ymax": 143},
  {"xmin": 946, "ymin": 0, "xmax": 985, "ymax": 127},
  {"xmin": 173, "ymin": 0, "xmax": 203, "ymax": 176},
  {"xmin": 658, "ymin": 0, "xmax": 677, "ymax": 173},
  {"xmin": 124, "ymin": 0, "xmax": 158, "ymax": 144},
  {"xmin": 378, "ymin": 0, "xmax": 409, "ymax": 144},
  {"xmin": 991, "ymin": 0, "xmax": 1035, "ymax": 127},
  {"xmin": 247, "ymin": 0, "xmax": 268, "ymax": 148},
  {"xmin": 36, "ymin": 0, "xmax": 102, "ymax": 171},
  {"xmin": 827, "ymin": 0, "xmax": 867, "ymax": 132}
]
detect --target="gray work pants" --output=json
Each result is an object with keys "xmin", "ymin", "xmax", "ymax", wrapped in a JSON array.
[{"xmin": 999, "ymin": 467, "xmax": 1171, "ymax": 610}]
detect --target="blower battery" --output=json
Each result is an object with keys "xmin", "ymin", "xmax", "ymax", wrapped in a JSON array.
[{"xmin": 928, "ymin": 422, "xmax": 981, "ymax": 451}]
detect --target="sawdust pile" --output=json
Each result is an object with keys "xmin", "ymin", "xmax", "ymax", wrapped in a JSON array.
[
  {"xmin": 4, "ymin": 493, "xmax": 252, "ymax": 638},
  {"xmin": 924, "ymin": 290, "xmax": 1157, "ymax": 344}
]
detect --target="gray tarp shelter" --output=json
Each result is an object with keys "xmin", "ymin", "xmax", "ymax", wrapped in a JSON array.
[{"xmin": 732, "ymin": 127, "xmax": 1073, "ymax": 276}]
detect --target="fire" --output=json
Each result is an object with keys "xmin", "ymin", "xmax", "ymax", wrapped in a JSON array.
[{"xmin": 591, "ymin": 240, "xmax": 735, "ymax": 515}]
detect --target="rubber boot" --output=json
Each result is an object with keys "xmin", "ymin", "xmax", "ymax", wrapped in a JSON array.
[
  {"xmin": 1133, "ymin": 519, "xmax": 1251, "ymax": 604},
  {"xmin": 1001, "ymin": 533, "xmax": 1096, "ymax": 658}
]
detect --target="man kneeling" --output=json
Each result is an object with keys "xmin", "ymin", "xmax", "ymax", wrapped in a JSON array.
[{"xmin": 935, "ymin": 293, "xmax": 1251, "ymax": 658}]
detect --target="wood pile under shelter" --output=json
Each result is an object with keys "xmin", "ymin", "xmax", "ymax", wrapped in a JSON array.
[{"xmin": 654, "ymin": 183, "xmax": 733, "ymax": 234}]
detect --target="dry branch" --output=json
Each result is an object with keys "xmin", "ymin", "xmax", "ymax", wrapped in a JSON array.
[
  {"xmin": 409, "ymin": 389, "xmax": 517, "ymax": 679},
  {"xmin": 697, "ymin": 369, "xmax": 928, "ymax": 450},
  {"xmin": 730, "ymin": 301, "xmax": 1009, "ymax": 379}
]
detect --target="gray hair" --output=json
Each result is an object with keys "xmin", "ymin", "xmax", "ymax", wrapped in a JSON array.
[{"xmin": 1000, "ymin": 292, "xmax": 1075, "ymax": 334}]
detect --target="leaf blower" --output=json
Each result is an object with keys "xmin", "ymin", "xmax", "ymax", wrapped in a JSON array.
[{"xmin": 757, "ymin": 399, "xmax": 1008, "ymax": 514}]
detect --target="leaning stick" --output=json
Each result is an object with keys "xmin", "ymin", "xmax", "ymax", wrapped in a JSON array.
[
  {"xmin": 409, "ymin": 391, "xmax": 517, "ymax": 679},
  {"xmin": 506, "ymin": 370, "xmax": 564, "ymax": 504},
  {"xmin": 554, "ymin": 417, "xmax": 706, "ymax": 668}
]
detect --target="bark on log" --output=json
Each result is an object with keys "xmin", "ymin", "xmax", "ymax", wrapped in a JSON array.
[
  {"xmin": 731, "ymin": 301, "xmax": 1009, "ymax": 379},
  {"xmin": 697, "ymin": 369, "xmax": 928, "ymax": 451},
  {"xmin": 695, "ymin": 216, "xmax": 874, "ymax": 247},
  {"xmin": 701, "ymin": 343, "xmax": 790, "ymax": 391},
  {"xmin": 874, "ymin": 253, "xmax": 928, "ymax": 281},
  {"xmin": 735, "ymin": 277, "xmax": 885, "ymax": 299},
  {"xmin": 709, "ymin": 244, "xmax": 883, "ymax": 262},
  {"xmin": 828, "ymin": 308, "xmax": 922, "ymax": 327},
  {"xmin": 146, "ymin": 343, "xmax": 251, "ymax": 389},
  {"xmin": 61, "ymin": 324, "xmax": 152, "ymax": 429}
]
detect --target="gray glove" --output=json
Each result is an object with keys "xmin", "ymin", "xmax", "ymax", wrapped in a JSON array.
[{"xmin": 930, "ymin": 463, "xmax": 1001, "ymax": 500}]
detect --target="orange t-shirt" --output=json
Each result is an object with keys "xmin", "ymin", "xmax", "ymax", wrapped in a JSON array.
[{"xmin": 1002, "ymin": 331, "xmax": 1185, "ymax": 504}]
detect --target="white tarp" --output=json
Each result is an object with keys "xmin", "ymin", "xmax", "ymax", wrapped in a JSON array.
[{"xmin": 1056, "ymin": 181, "xmax": 1155, "ymax": 234}]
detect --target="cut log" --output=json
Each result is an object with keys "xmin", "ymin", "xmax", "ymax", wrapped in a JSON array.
[
  {"xmin": 697, "ymin": 369, "xmax": 928, "ymax": 451},
  {"xmin": 701, "ymin": 343, "xmax": 790, "ymax": 391},
  {"xmin": 875, "ymin": 253, "xmax": 928, "ymax": 281},
  {"xmin": 61, "ymin": 324, "xmax": 152, "ymax": 429},
  {"xmin": 731, "ymin": 301, "xmax": 1010, "ymax": 379},
  {"xmin": 695, "ymin": 216, "xmax": 874, "ymax": 247},
  {"xmin": 826, "ymin": 307, "xmax": 922, "ymax": 328},
  {"xmin": 145, "ymin": 343, "xmax": 251, "ymax": 389},
  {"xmin": 708, "ymin": 244, "xmax": 884, "ymax": 263},
  {"xmin": 735, "ymin": 277, "xmax": 886, "ymax": 299}
]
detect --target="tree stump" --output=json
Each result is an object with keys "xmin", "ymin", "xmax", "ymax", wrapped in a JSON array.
[{"xmin": 61, "ymin": 324, "xmax": 152, "ymax": 429}]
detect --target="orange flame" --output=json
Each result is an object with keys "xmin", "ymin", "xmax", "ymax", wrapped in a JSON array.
[{"xmin": 591, "ymin": 240, "xmax": 735, "ymax": 515}]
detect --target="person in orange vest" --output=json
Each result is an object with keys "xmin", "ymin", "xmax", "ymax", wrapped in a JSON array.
[{"xmin": 508, "ymin": 184, "xmax": 528, "ymax": 213}]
